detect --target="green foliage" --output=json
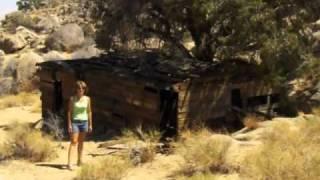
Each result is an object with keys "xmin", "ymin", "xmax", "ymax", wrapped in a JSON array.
[
  {"xmin": 89, "ymin": 0, "xmax": 319, "ymax": 83},
  {"xmin": 16, "ymin": 0, "xmax": 44, "ymax": 11}
]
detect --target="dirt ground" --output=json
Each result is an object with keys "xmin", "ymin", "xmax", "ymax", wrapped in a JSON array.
[
  {"xmin": 0, "ymin": 105, "xmax": 293, "ymax": 180},
  {"xmin": 0, "ymin": 106, "xmax": 189, "ymax": 180}
]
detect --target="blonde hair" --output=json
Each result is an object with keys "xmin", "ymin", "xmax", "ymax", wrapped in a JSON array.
[{"xmin": 75, "ymin": 80, "xmax": 88, "ymax": 94}]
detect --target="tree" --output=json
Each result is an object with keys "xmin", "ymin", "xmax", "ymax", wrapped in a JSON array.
[
  {"xmin": 16, "ymin": 0, "xmax": 44, "ymax": 11},
  {"xmin": 90, "ymin": 0, "xmax": 320, "ymax": 82}
]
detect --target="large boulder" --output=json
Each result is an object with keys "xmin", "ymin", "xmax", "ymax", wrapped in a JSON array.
[
  {"xmin": 2, "ymin": 56, "xmax": 18, "ymax": 78},
  {"xmin": 313, "ymin": 31, "xmax": 320, "ymax": 41},
  {"xmin": 0, "ymin": 50, "xmax": 5, "ymax": 56},
  {"xmin": 0, "ymin": 32, "xmax": 27, "ymax": 53},
  {"xmin": 0, "ymin": 77, "xmax": 16, "ymax": 95},
  {"xmin": 71, "ymin": 45, "xmax": 102, "ymax": 59},
  {"xmin": 2, "ymin": 11, "xmax": 37, "ymax": 32},
  {"xmin": 310, "ymin": 81, "xmax": 320, "ymax": 103},
  {"xmin": 45, "ymin": 23, "xmax": 85, "ymax": 51},
  {"xmin": 36, "ymin": 15, "xmax": 61, "ymax": 33},
  {"xmin": 16, "ymin": 26, "xmax": 39, "ymax": 44},
  {"xmin": 16, "ymin": 52, "xmax": 43, "ymax": 89},
  {"xmin": 42, "ymin": 50, "xmax": 67, "ymax": 61},
  {"xmin": 315, "ymin": 19, "xmax": 320, "ymax": 29}
]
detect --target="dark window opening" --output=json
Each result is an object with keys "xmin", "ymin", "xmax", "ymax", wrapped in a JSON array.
[
  {"xmin": 231, "ymin": 89, "xmax": 243, "ymax": 108},
  {"xmin": 247, "ymin": 95, "xmax": 268, "ymax": 107},
  {"xmin": 144, "ymin": 86, "xmax": 158, "ymax": 94},
  {"xmin": 112, "ymin": 113, "xmax": 124, "ymax": 118}
]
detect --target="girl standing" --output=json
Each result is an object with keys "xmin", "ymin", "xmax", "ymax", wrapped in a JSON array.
[{"xmin": 67, "ymin": 80, "xmax": 92, "ymax": 170}]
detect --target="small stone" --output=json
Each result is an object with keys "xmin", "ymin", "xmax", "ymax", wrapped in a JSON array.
[{"xmin": 0, "ymin": 50, "xmax": 5, "ymax": 56}]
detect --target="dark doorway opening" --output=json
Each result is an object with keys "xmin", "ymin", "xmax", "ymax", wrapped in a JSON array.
[
  {"xmin": 231, "ymin": 89, "xmax": 243, "ymax": 108},
  {"xmin": 53, "ymin": 81, "xmax": 63, "ymax": 114},
  {"xmin": 159, "ymin": 89, "xmax": 178, "ymax": 141}
]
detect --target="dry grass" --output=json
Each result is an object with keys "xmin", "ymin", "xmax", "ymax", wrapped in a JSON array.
[
  {"xmin": 176, "ymin": 172, "xmax": 219, "ymax": 180},
  {"xmin": 102, "ymin": 128, "xmax": 159, "ymax": 166},
  {"xmin": 175, "ymin": 129, "xmax": 232, "ymax": 177},
  {"xmin": 114, "ymin": 127, "xmax": 161, "ymax": 144},
  {"xmin": 0, "ymin": 123, "xmax": 57, "ymax": 162},
  {"xmin": 312, "ymin": 106, "xmax": 320, "ymax": 116},
  {"xmin": 129, "ymin": 142, "xmax": 156, "ymax": 166},
  {"xmin": 30, "ymin": 98, "xmax": 42, "ymax": 113},
  {"xmin": 179, "ymin": 128, "xmax": 212, "ymax": 141},
  {"xmin": 241, "ymin": 117, "xmax": 320, "ymax": 180},
  {"xmin": 0, "ymin": 92, "xmax": 40, "ymax": 109},
  {"xmin": 76, "ymin": 156, "xmax": 132, "ymax": 180},
  {"xmin": 243, "ymin": 114, "xmax": 263, "ymax": 129}
]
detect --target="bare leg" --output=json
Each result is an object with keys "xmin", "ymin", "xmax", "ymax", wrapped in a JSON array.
[
  {"xmin": 77, "ymin": 132, "xmax": 86, "ymax": 166},
  {"xmin": 68, "ymin": 133, "xmax": 79, "ymax": 168}
]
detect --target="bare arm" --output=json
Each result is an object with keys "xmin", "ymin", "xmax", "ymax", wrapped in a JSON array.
[
  {"xmin": 87, "ymin": 97, "xmax": 93, "ymax": 132},
  {"xmin": 67, "ymin": 97, "xmax": 73, "ymax": 133}
]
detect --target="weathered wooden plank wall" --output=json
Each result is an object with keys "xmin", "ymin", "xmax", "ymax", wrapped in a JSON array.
[
  {"xmin": 84, "ymin": 70, "xmax": 161, "ymax": 131},
  {"xmin": 175, "ymin": 79, "xmax": 231, "ymax": 128},
  {"xmin": 38, "ymin": 68, "xmax": 55, "ymax": 116},
  {"xmin": 175, "ymin": 79, "xmax": 276, "ymax": 128}
]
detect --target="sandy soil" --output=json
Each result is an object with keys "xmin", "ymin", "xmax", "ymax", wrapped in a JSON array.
[
  {"xmin": 0, "ymin": 106, "xmax": 194, "ymax": 180},
  {"xmin": 0, "ymin": 105, "xmax": 293, "ymax": 180}
]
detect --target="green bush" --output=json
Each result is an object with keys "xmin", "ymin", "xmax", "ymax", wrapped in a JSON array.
[{"xmin": 17, "ymin": 0, "xmax": 44, "ymax": 11}]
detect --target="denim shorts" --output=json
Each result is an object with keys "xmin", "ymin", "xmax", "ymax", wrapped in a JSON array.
[{"xmin": 72, "ymin": 120, "xmax": 88, "ymax": 133}]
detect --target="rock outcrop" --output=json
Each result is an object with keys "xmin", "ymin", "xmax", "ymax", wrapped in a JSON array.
[
  {"xmin": 36, "ymin": 15, "xmax": 61, "ymax": 33},
  {"xmin": 16, "ymin": 51, "xmax": 43, "ymax": 85},
  {"xmin": 0, "ymin": 1, "xmax": 102, "ymax": 95},
  {"xmin": 0, "ymin": 32, "xmax": 27, "ymax": 53},
  {"xmin": 45, "ymin": 23, "xmax": 85, "ymax": 51}
]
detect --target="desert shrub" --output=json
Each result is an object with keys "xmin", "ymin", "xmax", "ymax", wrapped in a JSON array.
[
  {"xmin": 117, "ymin": 126, "xmax": 161, "ymax": 143},
  {"xmin": 116, "ymin": 127, "xmax": 159, "ymax": 165},
  {"xmin": 241, "ymin": 118, "xmax": 320, "ymax": 180},
  {"xmin": 175, "ymin": 133, "xmax": 232, "ymax": 177},
  {"xmin": 0, "ymin": 92, "xmax": 40, "ymax": 109},
  {"xmin": 129, "ymin": 142, "xmax": 156, "ymax": 166},
  {"xmin": 76, "ymin": 156, "xmax": 132, "ymax": 180},
  {"xmin": 0, "ymin": 123, "xmax": 57, "ymax": 162},
  {"xmin": 42, "ymin": 112, "xmax": 65, "ymax": 141}
]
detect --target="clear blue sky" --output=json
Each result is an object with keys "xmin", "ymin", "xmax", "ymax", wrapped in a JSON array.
[{"xmin": 0, "ymin": 0, "xmax": 18, "ymax": 19}]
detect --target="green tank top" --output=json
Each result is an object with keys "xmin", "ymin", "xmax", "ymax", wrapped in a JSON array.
[{"xmin": 72, "ymin": 96, "xmax": 89, "ymax": 121}]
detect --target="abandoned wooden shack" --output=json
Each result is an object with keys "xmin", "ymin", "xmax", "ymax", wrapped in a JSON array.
[{"xmin": 36, "ymin": 52, "xmax": 279, "ymax": 134}]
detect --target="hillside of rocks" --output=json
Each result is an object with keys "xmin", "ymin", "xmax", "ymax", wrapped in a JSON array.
[{"xmin": 0, "ymin": 1, "xmax": 102, "ymax": 95}]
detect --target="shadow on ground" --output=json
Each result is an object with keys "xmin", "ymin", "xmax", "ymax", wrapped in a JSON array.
[{"xmin": 36, "ymin": 163, "xmax": 69, "ymax": 170}]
